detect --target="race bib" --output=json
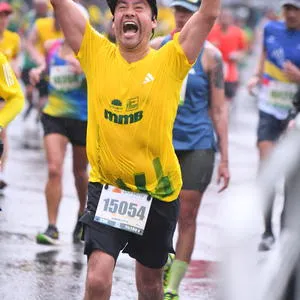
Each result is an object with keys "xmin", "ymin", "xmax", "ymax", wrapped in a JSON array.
[
  {"xmin": 94, "ymin": 185, "xmax": 152, "ymax": 236},
  {"xmin": 49, "ymin": 65, "xmax": 82, "ymax": 92},
  {"xmin": 267, "ymin": 81, "xmax": 297, "ymax": 110}
]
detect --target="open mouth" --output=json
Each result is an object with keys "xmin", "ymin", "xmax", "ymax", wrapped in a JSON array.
[{"xmin": 123, "ymin": 21, "xmax": 139, "ymax": 35}]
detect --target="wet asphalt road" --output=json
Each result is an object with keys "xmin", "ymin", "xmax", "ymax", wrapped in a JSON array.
[{"xmin": 0, "ymin": 54, "xmax": 268, "ymax": 300}]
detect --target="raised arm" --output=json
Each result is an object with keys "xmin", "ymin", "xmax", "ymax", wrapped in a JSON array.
[
  {"xmin": 179, "ymin": 0, "xmax": 220, "ymax": 63},
  {"xmin": 50, "ymin": 0, "xmax": 87, "ymax": 54}
]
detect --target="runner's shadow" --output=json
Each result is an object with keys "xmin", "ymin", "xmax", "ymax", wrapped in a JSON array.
[{"xmin": 35, "ymin": 249, "xmax": 59, "ymax": 267}]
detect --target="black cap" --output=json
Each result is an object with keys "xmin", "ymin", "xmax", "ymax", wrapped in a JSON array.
[{"xmin": 107, "ymin": 0, "xmax": 158, "ymax": 19}]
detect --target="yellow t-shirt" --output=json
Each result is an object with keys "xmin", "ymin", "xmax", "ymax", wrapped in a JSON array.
[
  {"xmin": 0, "ymin": 30, "xmax": 21, "ymax": 61},
  {"xmin": 35, "ymin": 17, "xmax": 63, "ymax": 54},
  {"xmin": 78, "ymin": 23, "xmax": 192, "ymax": 202},
  {"xmin": 0, "ymin": 53, "xmax": 24, "ymax": 127}
]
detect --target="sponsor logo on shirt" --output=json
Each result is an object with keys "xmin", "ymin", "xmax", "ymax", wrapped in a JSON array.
[
  {"xmin": 143, "ymin": 73, "xmax": 154, "ymax": 84},
  {"xmin": 105, "ymin": 98, "xmax": 143, "ymax": 124}
]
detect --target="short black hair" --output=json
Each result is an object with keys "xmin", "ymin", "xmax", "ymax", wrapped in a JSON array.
[{"xmin": 107, "ymin": 0, "xmax": 158, "ymax": 19}]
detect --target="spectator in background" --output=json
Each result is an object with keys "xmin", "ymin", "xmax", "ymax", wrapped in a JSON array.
[{"xmin": 207, "ymin": 7, "xmax": 247, "ymax": 106}]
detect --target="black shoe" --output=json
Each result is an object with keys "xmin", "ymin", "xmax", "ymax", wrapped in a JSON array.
[
  {"xmin": 36, "ymin": 224, "xmax": 59, "ymax": 245},
  {"xmin": 72, "ymin": 216, "xmax": 83, "ymax": 244},
  {"xmin": 258, "ymin": 232, "xmax": 275, "ymax": 251},
  {"xmin": 0, "ymin": 180, "xmax": 7, "ymax": 190}
]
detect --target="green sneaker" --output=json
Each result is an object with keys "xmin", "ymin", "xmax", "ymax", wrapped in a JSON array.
[
  {"xmin": 36, "ymin": 225, "xmax": 59, "ymax": 245},
  {"xmin": 163, "ymin": 253, "xmax": 175, "ymax": 289},
  {"xmin": 164, "ymin": 290, "xmax": 179, "ymax": 300}
]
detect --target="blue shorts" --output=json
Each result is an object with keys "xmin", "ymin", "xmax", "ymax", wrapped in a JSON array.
[{"xmin": 257, "ymin": 110, "xmax": 287, "ymax": 143}]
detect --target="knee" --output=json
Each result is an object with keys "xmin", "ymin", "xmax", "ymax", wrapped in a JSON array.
[
  {"xmin": 86, "ymin": 269, "xmax": 112, "ymax": 297},
  {"xmin": 136, "ymin": 276, "xmax": 162, "ymax": 298},
  {"xmin": 178, "ymin": 206, "xmax": 198, "ymax": 229},
  {"xmin": 48, "ymin": 164, "xmax": 62, "ymax": 179}
]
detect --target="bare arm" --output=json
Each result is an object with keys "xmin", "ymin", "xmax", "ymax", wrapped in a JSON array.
[
  {"xmin": 179, "ymin": 0, "xmax": 220, "ymax": 63},
  {"xmin": 247, "ymin": 47, "xmax": 266, "ymax": 95},
  {"xmin": 50, "ymin": 0, "xmax": 87, "ymax": 54},
  {"xmin": 206, "ymin": 45, "xmax": 230, "ymax": 192},
  {"xmin": 25, "ymin": 25, "xmax": 45, "ymax": 66}
]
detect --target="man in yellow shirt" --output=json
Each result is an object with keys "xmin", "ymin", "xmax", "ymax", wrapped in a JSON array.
[
  {"xmin": 0, "ymin": 52, "xmax": 24, "ymax": 158},
  {"xmin": 0, "ymin": 2, "xmax": 21, "ymax": 190},
  {"xmin": 50, "ymin": 0, "xmax": 220, "ymax": 299},
  {"xmin": 0, "ymin": 2, "xmax": 21, "ymax": 73}
]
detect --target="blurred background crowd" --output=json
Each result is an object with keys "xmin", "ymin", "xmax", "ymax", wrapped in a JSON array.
[{"xmin": 4, "ymin": 0, "xmax": 278, "ymax": 44}]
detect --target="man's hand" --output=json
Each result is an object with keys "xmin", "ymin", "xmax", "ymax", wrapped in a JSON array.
[
  {"xmin": 283, "ymin": 61, "xmax": 300, "ymax": 83},
  {"xmin": 29, "ymin": 68, "xmax": 43, "ymax": 86},
  {"xmin": 217, "ymin": 161, "xmax": 230, "ymax": 193},
  {"xmin": 247, "ymin": 75, "xmax": 260, "ymax": 96},
  {"xmin": 66, "ymin": 55, "xmax": 83, "ymax": 74}
]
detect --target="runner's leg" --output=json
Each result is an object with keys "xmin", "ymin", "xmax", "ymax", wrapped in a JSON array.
[
  {"xmin": 84, "ymin": 250, "xmax": 114, "ymax": 300},
  {"xmin": 44, "ymin": 133, "xmax": 68, "ymax": 225},
  {"xmin": 258, "ymin": 140, "xmax": 276, "ymax": 238},
  {"xmin": 136, "ymin": 261, "xmax": 164, "ymax": 300},
  {"xmin": 72, "ymin": 145, "xmax": 88, "ymax": 215},
  {"xmin": 164, "ymin": 150, "xmax": 214, "ymax": 295},
  {"xmin": 71, "ymin": 144, "xmax": 88, "ymax": 242}
]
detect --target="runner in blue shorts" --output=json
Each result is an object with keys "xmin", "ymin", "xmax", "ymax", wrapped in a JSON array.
[{"xmin": 248, "ymin": 0, "xmax": 300, "ymax": 251}]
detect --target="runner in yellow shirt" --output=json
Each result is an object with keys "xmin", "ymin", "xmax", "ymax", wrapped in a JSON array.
[
  {"xmin": 50, "ymin": 0, "xmax": 220, "ymax": 299},
  {"xmin": 0, "ymin": 2, "xmax": 21, "ymax": 72},
  {"xmin": 0, "ymin": 2, "xmax": 21, "ymax": 190},
  {"xmin": 0, "ymin": 52, "xmax": 24, "ymax": 158}
]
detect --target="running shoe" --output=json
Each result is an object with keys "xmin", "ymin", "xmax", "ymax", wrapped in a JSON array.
[
  {"xmin": 163, "ymin": 253, "xmax": 175, "ymax": 289},
  {"xmin": 36, "ymin": 224, "xmax": 59, "ymax": 245},
  {"xmin": 0, "ymin": 180, "xmax": 7, "ymax": 190},
  {"xmin": 164, "ymin": 290, "xmax": 179, "ymax": 300},
  {"xmin": 72, "ymin": 216, "xmax": 83, "ymax": 244},
  {"xmin": 258, "ymin": 232, "xmax": 275, "ymax": 251}
]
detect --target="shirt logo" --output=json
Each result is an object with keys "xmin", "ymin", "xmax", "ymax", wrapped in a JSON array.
[
  {"xmin": 267, "ymin": 36, "xmax": 275, "ymax": 44},
  {"xmin": 110, "ymin": 99, "xmax": 123, "ymax": 112},
  {"xmin": 143, "ymin": 73, "xmax": 154, "ymax": 84}
]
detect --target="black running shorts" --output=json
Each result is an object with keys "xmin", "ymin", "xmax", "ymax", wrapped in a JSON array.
[
  {"xmin": 41, "ymin": 113, "xmax": 87, "ymax": 146},
  {"xmin": 80, "ymin": 182, "xmax": 179, "ymax": 269}
]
